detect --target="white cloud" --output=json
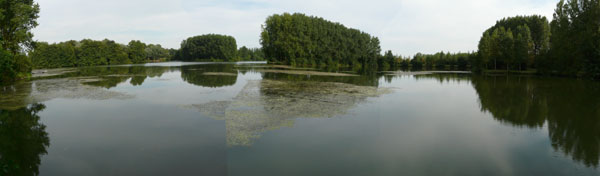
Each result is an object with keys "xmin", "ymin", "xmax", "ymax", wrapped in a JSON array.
[{"xmin": 32, "ymin": 0, "xmax": 557, "ymax": 55}]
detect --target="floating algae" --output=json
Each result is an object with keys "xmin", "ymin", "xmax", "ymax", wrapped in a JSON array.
[
  {"xmin": 192, "ymin": 79, "xmax": 392, "ymax": 146},
  {"xmin": 254, "ymin": 69, "xmax": 358, "ymax": 77},
  {"xmin": 383, "ymin": 71, "xmax": 471, "ymax": 76},
  {"xmin": 235, "ymin": 64, "xmax": 316, "ymax": 70},
  {"xmin": 0, "ymin": 77, "xmax": 134, "ymax": 110},
  {"xmin": 31, "ymin": 68, "xmax": 78, "ymax": 78},
  {"xmin": 202, "ymin": 72, "xmax": 238, "ymax": 76}
]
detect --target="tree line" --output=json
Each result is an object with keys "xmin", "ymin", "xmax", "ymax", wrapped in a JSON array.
[
  {"xmin": 475, "ymin": 15, "xmax": 550, "ymax": 72},
  {"xmin": 474, "ymin": 0, "xmax": 600, "ymax": 79},
  {"xmin": 29, "ymin": 39, "xmax": 171, "ymax": 69},
  {"xmin": 171, "ymin": 34, "xmax": 265, "ymax": 62},
  {"xmin": 403, "ymin": 51, "xmax": 476, "ymax": 69},
  {"xmin": 3, "ymin": 0, "xmax": 600, "ymax": 84},
  {"xmin": 258, "ymin": 13, "xmax": 480, "ymax": 71}
]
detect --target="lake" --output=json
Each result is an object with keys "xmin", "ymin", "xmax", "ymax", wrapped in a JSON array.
[{"xmin": 1, "ymin": 62, "xmax": 599, "ymax": 176}]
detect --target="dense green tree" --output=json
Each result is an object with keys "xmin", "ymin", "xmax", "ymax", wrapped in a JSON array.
[
  {"xmin": 128, "ymin": 40, "xmax": 147, "ymax": 64},
  {"xmin": 168, "ymin": 48, "xmax": 180, "ymax": 61},
  {"xmin": 104, "ymin": 40, "xmax": 129, "ymax": 65},
  {"xmin": 476, "ymin": 15, "xmax": 550, "ymax": 71},
  {"xmin": 0, "ymin": 0, "xmax": 40, "ymax": 83},
  {"xmin": 406, "ymin": 51, "xmax": 475, "ymax": 69},
  {"xmin": 0, "ymin": 46, "xmax": 15, "ymax": 82},
  {"xmin": 145, "ymin": 44, "xmax": 169, "ymax": 61},
  {"xmin": 77, "ymin": 39, "xmax": 108, "ymax": 66},
  {"xmin": 249, "ymin": 48, "xmax": 265, "ymax": 61},
  {"xmin": 379, "ymin": 50, "xmax": 395, "ymax": 69},
  {"xmin": 238, "ymin": 46, "xmax": 252, "ymax": 61},
  {"xmin": 29, "ymin": 39, "xmax": 151, "ymax": 68},
  {"xmin": 30, "ymin": 41, "xmax": 77, "ymax": 68},
  {"xmin": 235, "ymin": 46, "xmax": 265, "ymax": 61},
  {"xmin": 514, "ymin": 25, "xmax": 534, "ymax": 71},
  {"xmin": 260, "ymin": 13, "xmax": 381, "ymax": 68},
  {"xmin": 0, "ymin": 0, "xmax": 40, "ymax": 53},
  {"xmin": 177, "ymin": 34, "xmax": 237, "ymax": 61},
  {"xmin": 546, "ymin": 0, "xmax": 600, "ymax": 78}
]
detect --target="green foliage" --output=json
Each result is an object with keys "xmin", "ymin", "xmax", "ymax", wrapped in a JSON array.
[
  {"xmin": 237, "ymin": 46, "xmax": 265, "ymax": 61},
  {"xmin": 30, "ymin": 39, "xmax": 174, "ymax": 69},
  {"xmin": 408, "ymin": 51, "xmax": 476, "ymax": 69},
  {"xmin": 105, "ymin": 40, "xmax": 130, "ymax": 65},
  {"xmin": 476, "ymin": 15, "xmax": 550, "ymax": 71},
  {"xmin": 0, "ymin": 0, "xmax": 39, "ymax": 83},
  {"xmin": 260, "ymin": 13, "xmax": 381, "ymax": 68},
  {"xmin": 30, "ymin": 41, "xmax": 77, "ymax": 68},
  {"xmin": 177, "ymin": 34, "xmax": 237, "ymax": 61},
  {"xmin": 0, "ymin": 0, "xmax": 40, "ymax": 53},
  {"xmin": 145, "ymin": 44, "xmax": 169, "ymax": 61},
  {"xmin": 546, "ymin": 0, "xmax": 600, "ymax": 78},
  {"xmin": 128, "ymin": 40, "xmax": 147, "ymax": 64},
  {"xmin": 473, "ymin": 1, "xmax": 600, "ymax": 79},
  {"xmin": 77, "ymin": 39, "xmax": 108, "ymax": 66},
  {"xmin": 0, "ymin": 47, "xmax": 15, "ymax": 83}
]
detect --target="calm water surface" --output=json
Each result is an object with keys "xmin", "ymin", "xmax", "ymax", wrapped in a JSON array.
[{"xmin": 1, "ymin": 62, "xmax": 599, "ymax": 175}]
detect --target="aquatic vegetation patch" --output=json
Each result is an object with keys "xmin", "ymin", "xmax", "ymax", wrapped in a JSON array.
[
  {"xmin": 0, "ymin": 77, "xmax": 134, "ymax": 110},
  {"xmin": 254, "ymin": 69, "xmax": 358, "ymax": 77},
  {"xmin": 31, "ymin": 68, "xmax": 78, "ymax": 78},
  {"xmin": 383, "ymin": 71, "xmax": 471, "ymax": 76},
  {"xmin": 235, "ymin": 64, "xmax": 318, "ymax": 70},
  {"xmin": 202, "ymin": 72, "xmax": 238, "ymax": 76},
  {"xmin": 192, "ymin": 79, "xmax": 392, "ymax": 146}
]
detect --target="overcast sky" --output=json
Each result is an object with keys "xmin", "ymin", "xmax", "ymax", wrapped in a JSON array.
[{"xmin": 32, "ymin": 0, "xmax": 557, "ymax": 56}]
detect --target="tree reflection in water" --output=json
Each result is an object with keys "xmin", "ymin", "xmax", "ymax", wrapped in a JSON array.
[
  {"xmin": 193, "ymin": 78, "xmax": 392, "ymax": 146},
  {"xmin": 181, "ymin": 64, "xmax": 238, "ymax": 88},
  {"xmin": 0, "ymin": 104, "xmax": 50, "ymax": 176},
  {"xmin": 470, "ymin": 75, "xmax": 600, "ymax": 167}
]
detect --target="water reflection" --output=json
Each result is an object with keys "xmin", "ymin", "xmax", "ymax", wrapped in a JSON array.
[
  {"xmin": 1, "ymin": 63, "xmax": 599, "ymax": 173},
  {"xmin": 0, "ymin": 104, "xmax": 50, "ymax": 176},
  {"xmin": 470, "ymin": 76, "xmax": 600, "ymax": 167},
  {"xmin": 262, "ymin": 72, "xmax": 380, "ymax": 87},
  {"xmin": 181, "ymin": 64, "xmax": 238, "ymax": 88},
  {"xmin": 78, "ymin": 66, "xmax": 172, "ymax": 88},
  {"xmin": 193, "ymin": 78, "xmax": 392, "ymax": 146}
]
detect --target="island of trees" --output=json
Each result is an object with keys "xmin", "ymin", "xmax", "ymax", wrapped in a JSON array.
[
  {"xmin": 261, "ymin": 13, "xmax": 382, "ymax": 69},
  {"xmin": 1, "ymin": 0, "xmax": 600, "ymax": 85}
]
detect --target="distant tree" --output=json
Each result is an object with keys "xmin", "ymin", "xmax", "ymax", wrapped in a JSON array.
[
  {"xmin": 179, "ymin": 34, "xmax": 237, "ymax": 61},
  {"xmin": 476, "ymin": 15, "xmax": 550, "ymax": 71},
  {"xmin": 104, "ymin": 40, "xmax": 129, "ymax": 65},
  {"xmin": 128, "ymin": 40, "xmax": 147, "ymax": 64},
  {"xmin": 380, "ymin": 50, "xmax": 395, "ymax": 69},
  {"xmin": 238, "ymin": 46, "xmax": 252, "ymax": 61},
  {"xmin": 145, "ymin": 44, "xmax": 169, "ymax": 61},
  {"xmin": 77, "ymin": 39, "xmax": 108, "ymax": 66}
]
